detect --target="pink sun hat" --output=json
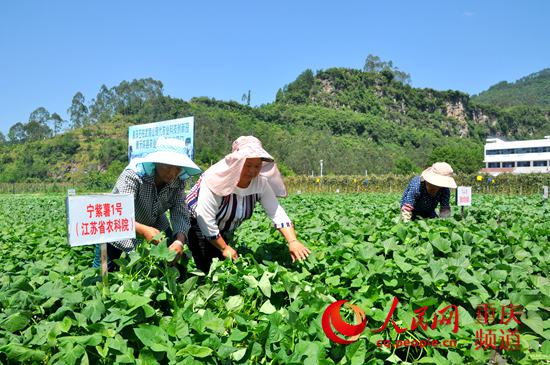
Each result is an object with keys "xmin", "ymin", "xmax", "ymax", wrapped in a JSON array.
[{"xmin": 203, "ymin": 136, "xmax": 287, "ymax": 197}]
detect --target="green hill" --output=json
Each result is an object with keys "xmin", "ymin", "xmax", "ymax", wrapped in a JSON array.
[
  {"xmin": 472, "ymin": 68, "xmax": 550, "ymax": 108},
  {"xmin": 1, "ymin": 68, "xmax": 549, "ymax": 187}
]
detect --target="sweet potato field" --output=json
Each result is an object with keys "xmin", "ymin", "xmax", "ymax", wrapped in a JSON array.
[{"xmin": 0, "ymin": 193, "xmax": 549, "ymax": 364}]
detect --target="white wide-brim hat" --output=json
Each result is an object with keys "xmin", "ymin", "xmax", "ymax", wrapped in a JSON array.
[
  {"xmin": 130, "ymin": 137, "xmax": 202, "ymax": 178},
  {"xmin": 421, "ymin": 162, "xmax": 457, "ymax": 189}
]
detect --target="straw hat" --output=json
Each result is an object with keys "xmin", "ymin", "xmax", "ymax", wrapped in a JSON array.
[
  {"xmin": 130, "ymin": 137, "xmax": 201, "ymax": 179},
  {"xmin": 421, "ymin": 162, "xmax": 457, "ymax": 189}
]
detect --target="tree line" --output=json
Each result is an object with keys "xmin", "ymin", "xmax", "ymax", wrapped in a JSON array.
[
  {"xmin": 0, "ymin": 56, "xmax": 548, "ymax": 186},
  {"xmin": 2, "ymin": 78, "xmax": 164, "ymax": 144},
  {"xmin": 472, "ymin": 68, "xmax": 550, "ymax": 108}
]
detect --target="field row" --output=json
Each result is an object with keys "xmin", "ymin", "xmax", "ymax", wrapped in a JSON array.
[{"xmin": 0, "ymin": 193, "xmax": 548, "ymax": 364}]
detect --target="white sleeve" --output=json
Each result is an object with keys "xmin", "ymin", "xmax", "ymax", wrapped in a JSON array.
[
  {"xmin": 195, "ymin": 184, "xmax": 223, "ymax": 239},
  {"xmin": 259, "ymin": 183, "xmax": 292, "ymax": 229}
]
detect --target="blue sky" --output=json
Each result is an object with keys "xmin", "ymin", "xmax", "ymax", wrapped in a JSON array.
[{"xmin": 0, "ymin": 0, "xmax": 548, "ymax": 135}]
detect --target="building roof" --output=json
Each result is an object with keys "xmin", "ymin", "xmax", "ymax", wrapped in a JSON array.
[{"xmin": 485, "ymin": 136, "xmax": 550, "ymax": 149}]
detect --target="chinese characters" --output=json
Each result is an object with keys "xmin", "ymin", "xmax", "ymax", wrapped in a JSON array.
[
  {"xmin": 80, "ymin": 202, "xmax": 129, "ymax": 237},
  {"xmin": 474, "ymin": 303, "xmax": 522, "ymax": 351}
]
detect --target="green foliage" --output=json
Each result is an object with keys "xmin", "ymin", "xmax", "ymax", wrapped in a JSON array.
[
  {"xmin": 1, "ymin": 68, "xmax": 549, "ymax": 184},
  {"xmin": 0, "ymin": 194, "xmax": 548, "ymax": 364},
  {"xmin": 111, "ymin": 78, "xmax": 164, "ymax": 116},
  {"xmin": 363, "ymin": 54, "xmax": 411, "ymax": 85},
  {"xmin": 5, "ymin": 107, "xmax": 57, "ymax": 143},
  {"xmin": 7, "ymin": 122, "xmax": 26, "ymax": 143},
  {"xmin": 393, "ymin": 156, "xmax": 418, "ymax": 174},
  {"xmin": 22, "ymin": 120, "xmax": 52, "ymax": 141},
  {"xmin": 276, "ymin": 162, "xmax": 295, "ymax": 177},
  {"xmin": 28, "ymin": 107, "xmax": 51, "ymax": 125},
  {"xmin": 283, "ymin": 174, "xmax": 550, "ymax": 195},
  {"xmin": 50, "ymin": 112, "xmax": 65, "ymax": 135},
  {"xmin": 428, "ymin": 142, "xmax": 484, "ymax": 174},
  {"xmin": 68, "ymin": 92, "xmax": 89, "ymax": 129},
  {"xmin": 278, "ymin": 69, "xmax": 315, "ymax": 104},
  {"xmin": 96, "ymin": 138, "xmax": 126, "ymax": 167},
  {"xmin": 473, "ymin": 68, "xmax": 550, "ymax": 108},
  {"xmin": 81, "ymin": 160, "xmax": 126, "ymax": 191},
  {"xmin": 241, "ymin": 90, "xmax": 251, "ymax": 106}
]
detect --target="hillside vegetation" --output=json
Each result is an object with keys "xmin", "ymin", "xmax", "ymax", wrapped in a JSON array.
[
  {"xmin": 1, "ymin": 65, "xmax": 549, "ymax": 187},
  {"xmin": 472, "ymin": 68, "xmax": 550, "ymax": 108}
]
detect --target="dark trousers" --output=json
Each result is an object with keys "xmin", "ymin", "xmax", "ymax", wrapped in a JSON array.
[{"xmin": 187, "ymin": 218, "xmax": 226, "ymax": 273}]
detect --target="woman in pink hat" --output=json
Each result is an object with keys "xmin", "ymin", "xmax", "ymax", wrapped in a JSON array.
[
  {"xmin": 400, "ymin": 162, "xmax": 457, "ymax": 222},
  {"xmin": 185, "ymin": 136, "xmax": 311, "ymax": 272}
]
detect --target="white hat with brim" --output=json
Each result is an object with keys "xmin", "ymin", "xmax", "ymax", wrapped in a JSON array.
[
  {"xmin": 421, "ymin": 162, "xmax": 457, "ymax": 189},
  {"xmin": 129, "ymin": 137, "xmax": 202, "ymax": 179}
]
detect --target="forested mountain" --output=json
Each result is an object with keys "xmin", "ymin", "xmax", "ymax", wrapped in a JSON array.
[
  {"xmin": 1, "ymin": 66, "xmax": 549, "ymax": 187},
  {"xmin": 472, "ymin": 68, "xmax": 550, "ymax": 108}
]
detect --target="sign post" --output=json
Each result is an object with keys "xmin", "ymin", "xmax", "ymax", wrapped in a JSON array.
[
  {"xmin": 66, "ymin": 194, "xmax": 135, "ymax": 281},
  {"xmin": 101, "ymin": 243, "xmax": 108, "ymax": 278},
  {"xmin": 456, "ymin": 186, "xmax": 472, "ymax": 217},
  {"xmin": 544, "ymin": 186, "xmax": 548, "ymax": 200}
]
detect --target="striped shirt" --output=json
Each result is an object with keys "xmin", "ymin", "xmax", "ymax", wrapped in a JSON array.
[
  {"xmin": 109, "ymin": 169, "xmax": 191, "ymax": 252},
  {"xmin": 400, "ymin": 176, "xmax": 450, "ymax": 219},
  {"xmin": 186, "ymin": 175, "xmax": 292, "ymax": 240}
]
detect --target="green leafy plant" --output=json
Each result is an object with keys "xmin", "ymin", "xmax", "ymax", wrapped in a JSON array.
[{"xmin": 0, "ymin": 193, "xmax": 548, "ymax": 364}]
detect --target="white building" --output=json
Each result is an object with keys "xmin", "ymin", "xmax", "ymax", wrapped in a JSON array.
[{"xmin": 482, "ymin": 136, "xmax": 550, "ymax": 175}]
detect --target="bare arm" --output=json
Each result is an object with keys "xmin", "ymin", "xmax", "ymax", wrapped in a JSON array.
[
  {"xmin": 208, "ymin": 235, "xmax": 238, "ymax": 261},
  {"xmin": 279, "ymin": 226, "xmax": 311, "ymax": 263}
]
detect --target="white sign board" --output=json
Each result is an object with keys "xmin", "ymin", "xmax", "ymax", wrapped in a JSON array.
[
  {"xmin": 128, "ymin": 117, "xmax": 194, "ymax": 161},
  {"xmin": 67, "ymin": 194, "xmax": 135, "ymax": 247},
  {"xmin": 544, "ymin": 186, "xmax": 548, "ymax": 200},
  {"xmin": 457, "ymin": 186, "xmax": 472, "ymax": 206}
]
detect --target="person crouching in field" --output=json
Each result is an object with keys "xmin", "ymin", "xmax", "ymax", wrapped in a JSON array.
[
  {"xmin": 400, "ymin": 162, "xmax": 457, "ymax": 222},
  {"xmin": 185, "ymin": 136, "xmax": 311, "ymax": 273},
  {"xmin": 92, "ymin": 137, "xmax": 201, "ymax": 271}
]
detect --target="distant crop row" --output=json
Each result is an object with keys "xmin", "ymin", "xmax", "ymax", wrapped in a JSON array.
[
  {"xmin": 284, "ymin": 174, "xmax": 550, "ymax": 195},
  {"xmin": 1, "ymin": 172, "xmax": 549, "ymax": 195}
]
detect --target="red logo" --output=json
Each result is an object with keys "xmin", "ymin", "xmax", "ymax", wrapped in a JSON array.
[{"xmin": 322, "ymin": 300, "xmax": 368, "ymax": 344}]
